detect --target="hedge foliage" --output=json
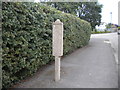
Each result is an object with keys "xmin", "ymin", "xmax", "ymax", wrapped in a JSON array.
[
  {"xmin": 2, "ymin": 2, "xmax": 91, "ymax": 88},
  {"xmin": 118, "ymin": 27, "xmax": 120, "ymax": 30}
]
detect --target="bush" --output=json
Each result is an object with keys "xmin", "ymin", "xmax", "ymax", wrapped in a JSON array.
[
  {"xmin": 2, "ymin": 2, "xmax": 91, "ymax": 88},
  {"xmin": 118, "ymin": 27, "xmax": 120, "ymax": 30},
  {"xmin": 91, "ymin": 31, "xmax": 111, "ymax": 34}
]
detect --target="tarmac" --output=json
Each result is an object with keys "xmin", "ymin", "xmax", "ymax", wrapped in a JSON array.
[{"xmin": 12, "ymin": 33, "xmax": 118, "ymax": 88}]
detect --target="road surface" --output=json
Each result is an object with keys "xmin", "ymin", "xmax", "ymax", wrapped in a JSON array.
[
  {"xmin": 91, "ymin": 33, "xmax": 118, "ymax": 64},
  {"xmin": 118, "ymin": 35, "xmax": 120, "ymax": 88},
  {"xmin": 12, "ymin": 33, "xmax": 118, "ymax": 88}
]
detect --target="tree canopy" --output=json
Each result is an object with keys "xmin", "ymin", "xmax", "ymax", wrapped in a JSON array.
[{"xmin": 45, "ymin": 2, "xmax": 102, "ymax": 30}]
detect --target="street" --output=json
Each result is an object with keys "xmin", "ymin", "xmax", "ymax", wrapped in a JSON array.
[
  {"xmin": 12, "ymin": 33, "xmax": 118, "ymax": 88},
  {"xmin": 118, "ymin": 34, "xmax": 120, "ymax": 88},
  {"xmin": 91, "ymin": 33, "xmax": 118, "ymax": 64},
  {"xmin": 92, "ymin": 33, "xmax": 119, "ymax": 88}
]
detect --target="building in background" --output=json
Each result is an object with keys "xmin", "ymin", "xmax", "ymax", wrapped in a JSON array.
[
  {"xmin": 95, "ymin": 22, "xmax": 107, "ymax": 31},
  {"xmin": 96, "ymin": 22, "xmax": 118, "ymax": 32},
  {"xmin": 107, "ymin": 23, "xmax": 118, "ymax": 32}
]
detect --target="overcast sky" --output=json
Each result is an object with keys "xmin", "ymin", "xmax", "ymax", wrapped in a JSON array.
[
  {"xmin": 34, "ymin": 0, "xmax": 119, "ymax": 24},
  {"xmin": 98, "ymin": 0, "xmax": 120, "ymax": 24}
]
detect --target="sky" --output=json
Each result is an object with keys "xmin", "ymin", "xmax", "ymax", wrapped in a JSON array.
[{"xmin": 98, "ymin": 0, "xmax": 120, "ymax": 25}]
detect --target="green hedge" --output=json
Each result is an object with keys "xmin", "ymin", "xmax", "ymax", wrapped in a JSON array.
[
  {"xmin": 2, "ymin": 2, "xmax": 91, "ymax": 88},
  {"xmin": 118, "ymin": 27, "xmax": 120, "ymax": 30},
  {"xmin": 91, "ymin": 31, "xmax": 111, "ymax": 34}
]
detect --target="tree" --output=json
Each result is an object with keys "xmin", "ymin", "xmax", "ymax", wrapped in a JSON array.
[
  {"xmin": 44, "ymin": 2, "xmax": 102, "ymax": 30},
  {"xmin": 105, "ymin": 23, "xmax": 112, "ymax": 30}
]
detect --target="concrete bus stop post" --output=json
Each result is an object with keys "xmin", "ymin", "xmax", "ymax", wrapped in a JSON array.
[
  {"xmin": 55, "ymin": 56, "xmax": 61, "ymax": 81},
  {"xmin": 52, "ymin": 19, "xmax": 63, "ymax": 82}
]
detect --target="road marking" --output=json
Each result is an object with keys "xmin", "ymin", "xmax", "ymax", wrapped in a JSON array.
[{"xmin": 104, "ymin": 40, "xmax": 110, "ymax": 44}]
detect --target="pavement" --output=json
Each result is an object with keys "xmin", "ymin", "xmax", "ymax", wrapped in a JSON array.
[
  {"xmin": 91, "ymin": 33, "xmax": 118, "ymax": 64},
  {"xmin": 118, "ymin": 35, "xmax": 120, "ymax": 88},
  {"xmin": 12, "ymin": 33, "xmax": 118, "ymax": 88}
]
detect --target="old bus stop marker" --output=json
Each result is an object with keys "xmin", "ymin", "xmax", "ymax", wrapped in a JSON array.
[{"xmin": 52, "ymin": 19, "xmax": 63, "ymax": 81}]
